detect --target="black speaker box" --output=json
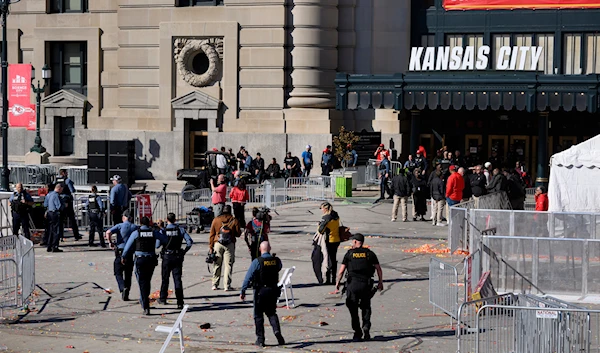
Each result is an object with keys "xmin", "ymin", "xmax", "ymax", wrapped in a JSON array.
[
  {"xmin": 88, "ymin": 140, "xmax": 108, "ymax": 155},
  {"xmin": 88, "ymin": 169, "xmax": 109, "ymax": 185},
  {"xmin": 88, "ymin": 155, "xmax": 108, "ymax": 170}
]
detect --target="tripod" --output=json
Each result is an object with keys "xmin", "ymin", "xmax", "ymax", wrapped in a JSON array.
[{"xmin": 152, "ymin": 183, "xmax": 169, "ymax": 220}]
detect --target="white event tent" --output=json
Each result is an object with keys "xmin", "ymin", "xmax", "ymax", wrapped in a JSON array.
[{"xmin": 548, "ymin": 135, "xmax": 600, "ymax": 213}]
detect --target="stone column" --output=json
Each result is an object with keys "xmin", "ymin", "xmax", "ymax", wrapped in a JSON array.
[
  {"xmin": 536, "ymin": 111, "xmax": 549, "ymax": 187},
  {"xmin": 287, "ymin": 0, "xmax": 339, "ymax": 108}
]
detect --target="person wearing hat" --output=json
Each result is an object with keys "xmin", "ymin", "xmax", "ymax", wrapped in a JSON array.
[
  {"xmin": 335, "ymin": 233, "xmax": 383, "ymax": 342},
  {"xmin": 109, "ymin": 174, "xmax": 132, "ymax": 225},
  {"xmin": 301, "ymin": 145, "xmax": 314, "ymax": 177},
  {"xmin": 374, "ymin": 144, "xmax": 390, "ymax": 162},
  {"xmin": 321, "ymin": 145, "xmax": 334, "ymax": 176},
  {"xmin": 208, "ymin": 204, "xmax": 241, "ymax": 291},
  {"xmin": 347, "ymin": 144, "xmax": 358, "ymax": 167}
]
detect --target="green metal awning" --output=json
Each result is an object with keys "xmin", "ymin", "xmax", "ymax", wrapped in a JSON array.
[{"xmin": 335, "ymin": 73, "xmax": 600, "ymax": 113}]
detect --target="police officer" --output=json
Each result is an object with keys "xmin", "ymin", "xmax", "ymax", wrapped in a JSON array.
[
  {"xmin": 122, "ymin": 216, "xmax": 165, "ymax": 315},
  {"xmin": 54, "ymin": 169, "xmax": 81, "ymax": 241},
  {"xmin": 105, "ymin": 210, "xmax": 138, "ymax": 301},
  {"xmin": 85, "ymin": 185, "xmax": 106, "ymax": 247},
  {"xmin": 109, "ymin": 175, "xmax": 132, "ymax": 225},
  {"xmin": 10, "ymin": 183, "xmax": 34, "ymax": 239},
  {"xmin": 43, "ymin": 184, "xmax": 65, "ymax": 253},
  {"xmin": 157, "ymin": 212, "xmax": 193, "ymax": 310},
  {"xmin": 335, "ymin": 233, "xmax": 383, "ymax": 342},
  {"xmin": 240, "ymin": 241, "xmax": 286, "ymax": 347}
]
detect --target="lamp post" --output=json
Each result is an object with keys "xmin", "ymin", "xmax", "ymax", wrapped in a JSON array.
[
  {"xmin": 0, "ymin": 0, "xmax": 20, "ymax": 191},
  {"xmin": 30, "ymin": 64, "xmax": 51, "ymax": 153}
]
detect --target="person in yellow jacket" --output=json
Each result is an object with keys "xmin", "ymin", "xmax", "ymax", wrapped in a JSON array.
[{"xmin": 318, "ymin": 202, "xmax": 341, "ymax": 285}]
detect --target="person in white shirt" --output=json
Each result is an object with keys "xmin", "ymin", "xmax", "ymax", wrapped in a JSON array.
[
  {"xmin": 217, "ymin": 147, "xmax": 228, "ymax": 175},
  {"xmin": 483, "ymin": 162, "xmax": 492, "ymax": 186}
]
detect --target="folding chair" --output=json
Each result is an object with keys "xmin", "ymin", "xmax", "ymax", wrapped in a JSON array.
[
  {"xmin": 277, "ymin": 266, "xmax": 296, "ymax": 308},
  {"xmin": 155, "ymin": 304, "xmax": 189, "ymax": 353}
]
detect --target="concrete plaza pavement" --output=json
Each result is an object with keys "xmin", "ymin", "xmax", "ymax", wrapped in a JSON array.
[{"xmin": 0, "ymin": 199, "xmax": 461, "ymax": 353}]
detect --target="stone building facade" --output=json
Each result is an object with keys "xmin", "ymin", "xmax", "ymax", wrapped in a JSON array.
[{"xmin": 2, "ymin": 0, "xmax": 410, "ymax": 179}]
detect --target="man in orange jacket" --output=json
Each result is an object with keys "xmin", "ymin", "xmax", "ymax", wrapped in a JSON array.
[{"xmin": 446, "ymin": 166, "xmax": 465, "ymax": 208}]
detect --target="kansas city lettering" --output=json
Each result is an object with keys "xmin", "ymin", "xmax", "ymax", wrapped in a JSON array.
[
  {"xmin": 409, "ymin": 45, "xmax": 543, "ymax": 71},
  {"xmin": 264, "ymin": 260, "xmax": 277, "ymax": 266},
  {"xmin": 353, "ymin": 253, "xmax": 367, "ymax": 258}
]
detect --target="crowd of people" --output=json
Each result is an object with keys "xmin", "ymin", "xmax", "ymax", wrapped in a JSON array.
[
  {"xmin": 203, "ymin": 144, "xmax": 360, "ymax": 185},
  {"xmin": 373, "ymin": 145, "xmax": 542, "ymax": 224}
]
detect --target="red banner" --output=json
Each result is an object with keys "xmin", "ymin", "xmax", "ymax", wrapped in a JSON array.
[
  {"xmin": 444, "ymin": 0, "xmax": 600, "ymax": 10},
  {"xmin": 8, "ymin": 64, "xmax": 34, "ymax": 128},
  {"xmin": 136, "ymin": 194, "xmax": 153, "ymax": 223}
]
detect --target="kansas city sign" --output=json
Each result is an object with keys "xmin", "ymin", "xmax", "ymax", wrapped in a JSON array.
[{"xmin": 409, "ymin": 45, "xmax": 543, "ymax": 71}]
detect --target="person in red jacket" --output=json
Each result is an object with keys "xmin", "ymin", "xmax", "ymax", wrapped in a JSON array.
[
  {"xmin": 534, "ymin": 186, "xmax": 549, "ymax": 211},
  {"xmin": 230, "ymin": 180, "xmax": 250, "ymax": 225},
  {"xmin": 445, "ymin": 166, "xmax": 465, "ymax": 208}
]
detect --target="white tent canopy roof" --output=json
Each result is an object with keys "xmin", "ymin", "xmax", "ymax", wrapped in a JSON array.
[{"xmin": 549, "ymin": 135, "xmax": 600, "ymax": 212}]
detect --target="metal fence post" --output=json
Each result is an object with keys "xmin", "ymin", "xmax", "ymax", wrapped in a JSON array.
[
  {"xmin": 532, "ymin": 237, "xmax": 539, "ymax": 294},
  {"xmin": 265, "ymin": 182, "xmax": 272, "ymax": 209},
  {"xmin": 583, "ymin": 239, "xmax": 589, "ymax": 297}
]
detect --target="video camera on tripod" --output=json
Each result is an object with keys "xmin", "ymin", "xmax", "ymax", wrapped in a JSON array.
[{"xmin": 255, "ymin": 206, "xmax": 271, "ymax": 224}]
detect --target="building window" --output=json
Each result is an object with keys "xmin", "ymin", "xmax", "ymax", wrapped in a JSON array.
[
  {"xmin": 175, "ymin": 0, "xmax": 223, "ymax": 6},
  {"xmin": 445, "ymin": 34, "xmax": 484, "ymax": 51},
  {"xmin": 493, "ymin": 33, "xmax": 553, "ymax": 73},
  {"xmin": 564, "ymin": 34, "xmax": 583, "ymax": 75},
  {"xmin": 585, "ymin": 33, "xmax": 600, "ymax": 74},
  {"xmin": 536, "ymin": 34, "xmax": 555, "ymax": 74},
  {"xmin": 421, "ymin": 34, "xmax": 435, "ymax": 47},
  {"xmin": 49, "ymin": 0, "xmax": 88, "ymax": 13},
  {"xmin": 49, "ymin": 42, "xmax": 87, "ymax": 96}
]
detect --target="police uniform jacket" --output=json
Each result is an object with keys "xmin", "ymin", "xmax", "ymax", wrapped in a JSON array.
[
  {"xmin": 342, "ymin": 247, "xmax": 380, "ymax": 300},
  {"xmin": 158, "ymin": 224, "xmax": 193, "ymax": 255},
  {"xmin": 122, "ymin": 225, "xmax": 166, "ymax": 258},
  {"xmin": 10, "ymin": 191, "xmax": 33, "ymax": 214},
  {"xmin": 241, "ymin": 253, "xmax": 282, "ymax": 296},
  {"xmin": 108, "ymin": 221, "xmax": 138, "ymax": 250}
]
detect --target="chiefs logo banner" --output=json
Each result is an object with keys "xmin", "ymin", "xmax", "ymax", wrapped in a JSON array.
[{"xmin": 444, "ymin": 0, "xmax": 600, "ymax": 10}]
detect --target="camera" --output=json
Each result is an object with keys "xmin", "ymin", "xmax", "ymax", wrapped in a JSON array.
[
  {"xmin": 205, "ymin": 252, "xmax": 218, "ymax": 264},
  {"xmin": 256, "ymin": 206, "xmax": 271, "ymax": 223}
]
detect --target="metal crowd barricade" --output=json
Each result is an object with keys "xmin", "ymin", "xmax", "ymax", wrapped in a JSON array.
[
  {"xmin": 9, "ymin": 164, "xmax": 58, "ymax": 186},
  {"xmin": 365, "ymin": 159, "xmax": 403, "ymax": 185},
  {"xmin": 0, "ymin": 235, "xmax": 35, "ymax": 317},
  {"xmin": 429, "ymin": 257, "xmax": 465, "ymax": 320},
  {"xmin": 63, "ymin": 166, "xmax": 88, "ymax": 186},
  {"xmin": 457, "ymin": 294, "xmax": 596, "ymax": 353}
]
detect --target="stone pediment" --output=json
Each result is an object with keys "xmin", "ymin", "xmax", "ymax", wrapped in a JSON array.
[
  {"xmin": 42, "ymin": 89, "xmax": 88, "ymax": 109},
  {"xmin": 171, "ymin": 91, "xmax": 221, "ymax": 111}
]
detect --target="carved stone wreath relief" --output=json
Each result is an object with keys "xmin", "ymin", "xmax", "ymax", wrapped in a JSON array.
[{"xmin": 174, "ymin": 38, "xmax": 224, "ymax": 87}]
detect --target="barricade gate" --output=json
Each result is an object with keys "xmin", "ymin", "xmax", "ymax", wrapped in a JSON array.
[{"xmin": 0, "ymin": 235, "xmax": 35, "ymax": 317}]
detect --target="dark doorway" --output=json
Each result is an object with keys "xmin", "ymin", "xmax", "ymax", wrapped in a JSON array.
[
  {"xmin": 189, "ymin": 119, "xmax": 208, "ymax": 169},
  {"xmin": 57, "ymin": 117, "xmax": 75, "ymax": 156}
]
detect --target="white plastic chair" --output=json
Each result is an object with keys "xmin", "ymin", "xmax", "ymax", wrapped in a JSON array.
[
  {"xmin": 277, "ymin": 266, "xmax": 296, "ymax": 308},
  {"xmin": 156, "ymin": 304, "xmax": 189, "ymax": 353}
]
